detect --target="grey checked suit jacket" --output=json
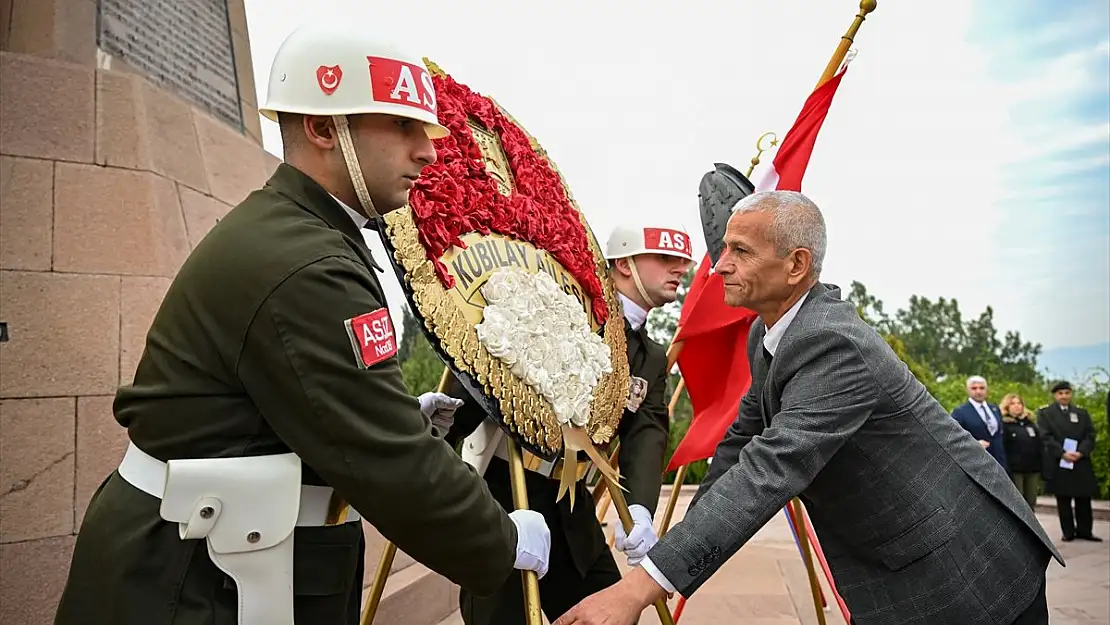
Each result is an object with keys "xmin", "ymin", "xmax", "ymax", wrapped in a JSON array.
[{"xmin": 646, "ymin": 283, "xmax": 1063, "ymax": 625}]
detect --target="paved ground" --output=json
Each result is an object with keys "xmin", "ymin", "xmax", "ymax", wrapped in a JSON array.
[{"xmin": 438, "ymin": 491, "xmax": 1109, "ymax": 625}]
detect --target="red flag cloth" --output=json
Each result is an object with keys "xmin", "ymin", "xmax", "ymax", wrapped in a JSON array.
[
  {"xmin": 666, "ymin": 66, "xmax": 850, "ymax": 472},
  {"xmin": 755, "ymin": 68, "xmax": 847, "ymax": 193},
  {"xmin": 666, "ymin": 256, "xmax": 757, "ymax": 471}
]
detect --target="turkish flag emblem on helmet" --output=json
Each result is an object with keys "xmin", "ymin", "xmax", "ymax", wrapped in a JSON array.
[{"xmin": 316, "ymin": 65, "xmax": 343, "ymax": 95}]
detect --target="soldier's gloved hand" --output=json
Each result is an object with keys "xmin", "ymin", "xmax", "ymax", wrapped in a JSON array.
[
  {"xmin": 614, "ymin": 504, "xmax": 658, "ymax": 566},
  {"xmin": 508, "ymin": 509, "xmax": 551, "ymax": 579},
  {"xmin": 418, "ymin": 392, "xmax": 464, "ymax": 436}
]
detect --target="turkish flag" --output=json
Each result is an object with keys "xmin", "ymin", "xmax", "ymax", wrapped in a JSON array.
[
  {"xmin": 666, "ymin": 65, "xmax": 851, "ymax": 471},
  {"xmin": 667, "ymin": 257, "xmax": 757, "ymax": 471}
]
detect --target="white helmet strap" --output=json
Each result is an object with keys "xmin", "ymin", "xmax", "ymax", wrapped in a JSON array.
[
  {"xmin": 627, "ymin": 257, "xmax": 660, "ymax": 309},
  {"xmin": 332, "ymin": 114, "xmax": 379, "ymax": 219}
]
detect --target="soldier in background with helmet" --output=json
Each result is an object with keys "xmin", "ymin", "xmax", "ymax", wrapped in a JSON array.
[
  {"xmin": 53, "ymin": 25, "xmax": 551, "ymax": 625},
  {"xmin": 444, "ymin": 220, "xmax": 695, "ymax": 625}
]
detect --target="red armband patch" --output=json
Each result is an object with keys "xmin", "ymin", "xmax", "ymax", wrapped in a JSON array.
[{"xmin": 343, "ymin": 308, "xmax": 397, "ymax": 368}]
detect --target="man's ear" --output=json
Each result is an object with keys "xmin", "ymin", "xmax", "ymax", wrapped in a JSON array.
[
  {"xmin": 611, "ymin": 257, "xmax": 633, "ymax": 278},
  {"xmin": 303, "ymin": 115, "xmax": 338, "ymax": 150},
  {"xmin": 785, "ymin": 248, "xmax": 813, "ymax": 285}
]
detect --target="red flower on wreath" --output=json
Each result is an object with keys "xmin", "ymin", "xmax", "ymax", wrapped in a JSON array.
[{"xmin": 407, "ymin": 73, "xmax": 608, "ymax": 325}]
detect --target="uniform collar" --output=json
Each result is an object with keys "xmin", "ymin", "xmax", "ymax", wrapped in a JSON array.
[
  {"xmin": 266, "ymin": 164, "xmax": 360, "ymax": 234},
  {"xmin": 618, "ymin": 292, "xmax": 649, "ymax": 331},
  {"xmin": 329, "ymin": 193, "xmax": 369, "ymax": 230},
  {"xmin": 763, "ymin": 291, "xmax": 808, "ymax": 356},
  {"xmin": 265, "ymin": 163, "xmax": 381, "ymax": 271}
]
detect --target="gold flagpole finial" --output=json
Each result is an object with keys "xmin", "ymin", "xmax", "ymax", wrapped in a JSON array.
[
  {"xmin": 816, "ymin": 0, "xmax": 878, "ymax": 88},
  {"xmin": 746, "ymin": 131, "xmax": 779, "ymax": 178}
]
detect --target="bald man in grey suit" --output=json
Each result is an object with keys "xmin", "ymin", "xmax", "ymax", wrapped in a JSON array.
[{"xmin": 555, "ymin": 191, "xmax": 1062, "ymax": 625}]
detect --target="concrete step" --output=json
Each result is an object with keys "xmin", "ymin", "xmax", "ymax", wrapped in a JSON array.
[{"xmin": 361, "ymin": 522, "xmax": 459, "ymax": 625}]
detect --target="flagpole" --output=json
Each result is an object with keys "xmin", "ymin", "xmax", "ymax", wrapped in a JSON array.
[
  {"xmin": 790, "ymin": 499, "xmax": 829, "ymax": 625},
  {"xmin": 816, "ymin": 0, "xmax": 877, "ymax": 88},
  {"xmin": 662, "ymin": 4, "xmax": 879, "ymax": 622},
  {"xmin": 653, "ymin": 128, "xmax": 777, "ymax": 539},
  {"xmin": 506, "ymin": 439, "xmax": 545, "ymax": 625},
  {"xmin": 632, "ymin": 7, "xmax": 875, "ymax": 380},
  {"xmin": 659, "ymin": 0, "xmax": 879, "ymax": 536}
]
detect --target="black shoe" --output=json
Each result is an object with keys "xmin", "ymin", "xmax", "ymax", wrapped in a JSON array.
[
  {"xmin": 1061, "ymin": 535, "xmax": 1075, "ymax": 542},
  {"xmin": 1077, "ymin": 535, "xmax": 1103, "ymax": 542}
]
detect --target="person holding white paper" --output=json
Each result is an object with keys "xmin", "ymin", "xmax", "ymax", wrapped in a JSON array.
[{"xmin": 1038, "ymin": 380, "xmax": 1102, "ymax": 542}]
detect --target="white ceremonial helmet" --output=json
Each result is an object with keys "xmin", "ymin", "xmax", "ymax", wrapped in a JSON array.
[
  {"xmin": 258, "ymin": 25, "xmax": 448, "ymax": 218},
  {"xmin": 604, "ymin": 223, "xmax": 695, "ymax": 263},
  {"xmin": 259, "ymin": 24, "xmax": 448, "ymax": 138},
  {"xmin": 604, "ymin": 222, "xmax": 695, "ymax": 308}
]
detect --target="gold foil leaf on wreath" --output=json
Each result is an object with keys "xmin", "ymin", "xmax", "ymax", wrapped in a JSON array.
[{"xmin": 383, "ymin": 205, "xmax": 628, "ymax": 456}]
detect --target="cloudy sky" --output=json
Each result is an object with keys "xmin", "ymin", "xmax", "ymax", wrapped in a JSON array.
[{"xmin": 243, "ymin": 0, "xmax": 1109, "ymax": 353}]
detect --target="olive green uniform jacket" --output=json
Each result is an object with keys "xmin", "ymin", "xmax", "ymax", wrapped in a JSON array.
[{"xmin": 54, "ymin": 164, "xmax": 517, "ymax": 625}]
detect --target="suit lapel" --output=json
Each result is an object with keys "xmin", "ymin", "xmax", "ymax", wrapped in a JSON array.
[
  {"xmin": 758, "ymin": 351, "xmax": 774, "ymax": 427},
  {"xmin": 747, "ymin": 322, "xmax": 774, "ymax": 426},
  {"xmin": 753, "ymin": 285, "xmax": 828, "ymax": 426}
]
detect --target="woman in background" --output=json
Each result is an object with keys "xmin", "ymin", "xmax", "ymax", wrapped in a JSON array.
[{"xmin": 1001, "ymin": 393, "xmax": 1043, "ymax": 510}]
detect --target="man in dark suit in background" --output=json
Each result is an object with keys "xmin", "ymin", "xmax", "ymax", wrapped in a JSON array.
[
  {"xmin": 952, "ymin": 376, "xmax": 1008, "ymax": 469},
  {"xmin": 1039, "ymin": 380, "xmax": 1102, "ymax": 543},
  {"xmin": 555, "ymin": 190, "xmax": 1062, "ymax": 625}
]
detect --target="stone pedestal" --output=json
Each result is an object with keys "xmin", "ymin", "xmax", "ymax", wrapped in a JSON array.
[
  {"xmin": 0, "ymin": 2, "xmax": 277, "ymax": 623},
  {"xmin": 0, "ymin": 4, "xmax": 464, "ymax": 622}
]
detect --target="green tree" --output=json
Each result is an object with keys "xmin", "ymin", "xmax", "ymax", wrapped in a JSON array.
[
  {"xmin": 845, "ymin": 282, "xmax": 1042, "ymax": 384},
  {"xmin": 646, "ymin": 266, "xmax": 697, "ymax": 346},
  {"xmin": 844, "ymin": 280, "xmax": 1106, "ymax": 498},
  {"xmin": 396, "ymin": 302, "xmax": 424, "ymax": 363},
  {"xmin": 397, "ymin": 305, "xmax": 446, "ymax": 394},
  {"xmin": 847, "ymin": 280, "xmax": 892, "ymax": 330}
]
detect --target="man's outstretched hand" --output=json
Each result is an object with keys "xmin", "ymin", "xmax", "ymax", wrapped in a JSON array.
[{"xmin": 552, "ymin": 567, "xmax": 669, "ymax": 625}]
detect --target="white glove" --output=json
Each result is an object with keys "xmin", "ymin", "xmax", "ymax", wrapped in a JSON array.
[
  {"xmin": 509, "ymin": 509, "xmax": 551, "ymax": 579},
  {"xmin": 418, "ymin": 392, "xmax": 464, "ymax": 435},
  {"xmin": 614, "ymin": 504, "xmax": 658, "ymax": 566}
]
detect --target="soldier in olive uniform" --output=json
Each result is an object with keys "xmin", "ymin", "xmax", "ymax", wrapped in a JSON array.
[
  {"xmin": 443, "ymin": 221, "xmax": 696, "ymax": 625},
  {"xmin": 1038, "ymin": 380, "xmax": 1103, "ymax": 542},
  {"xmin": 54, "ymin": 26, "xmax": 550, "ymax": 625}
]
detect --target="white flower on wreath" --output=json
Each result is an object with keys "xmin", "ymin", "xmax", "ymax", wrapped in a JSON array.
[{"xmin": 476, "ymin": 267, "xmax": 612, "ymax": 427}]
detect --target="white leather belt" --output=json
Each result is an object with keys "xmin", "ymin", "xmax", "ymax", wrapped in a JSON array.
[
  {"xmin": 117, "ymin": 441, "xmax": 361, "ymax": 526},
  {"xmin": 118, "ymin": 441, "xmax": 364, "ymax": 625}
]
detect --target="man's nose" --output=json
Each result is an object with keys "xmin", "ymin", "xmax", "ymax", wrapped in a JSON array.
[
  {"xmin": 414, "ymin": 131, "xmax": 437, "ymax": 166},
  {"xmin": 713, "ymin": 256, "xmax": 730, "ymax": 275}
]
